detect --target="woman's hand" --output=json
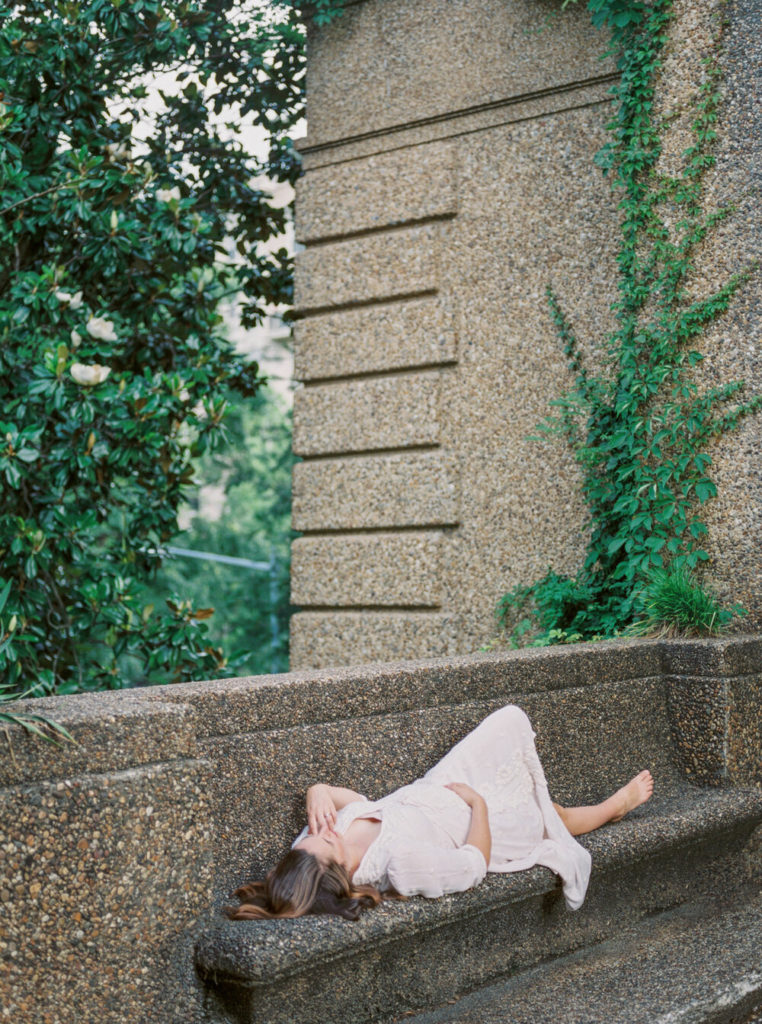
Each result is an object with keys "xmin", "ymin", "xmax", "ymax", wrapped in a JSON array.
[
  {"xmin": 446, "ymin": 782, "xmax": 491, "ymax": 864},
  {"xmin": 445, "ymin": 782, "xmax": 485, "ymax": 808},
  {"xmin": 306, "ymin": 784, "xmax": 337, "ymax": 835}
]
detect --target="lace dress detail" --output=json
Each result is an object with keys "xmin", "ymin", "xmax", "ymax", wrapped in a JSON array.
[{"xmin": 479, "ymin": 749, "xmax": 534, "ymax": 813}]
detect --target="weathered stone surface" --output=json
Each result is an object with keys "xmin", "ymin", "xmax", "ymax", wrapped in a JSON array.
[
  {"xmin": 302, "ymin": 0, "xmax": 617, "ymax": 146},
  {"xmin": 292, "ymin": 452, "xmax": 459, "ymax": 530},
  {"xmin": 393, "ymin": 889, "xmax": 762, "ymax": 1024},
  {"xmin": 293, "ymin": 296, "xmax": 457, "ymax": 381},
  {"xmin": 0, "ymin": 760, "xmax": 214, "ymax": 1024},
  {"xmin": 294, "ymin": 222, "xmax": 444, "ymax": 313},
  {"xmin": 292, "ymin": 372, "xmax": 443, "ymax": 456},
  {"xmin": 666, "ymin": 669, "xmax": 762, "ymax": 787},
  {"xmin": 150, "ymin": 636, "xmax": 668, "ymax": 739},
  {"xmin": 290, "ymin": 0, "xmax": 762, "ymax": 667},
  {"xmin": 296, "ymin": 77, "xmax": 618, "ymax": 170},
  {"xmin": 665, "ymin": 0, "xmax": 762, "ymax": 623},
  {"xmin": 290, "ymin": 532, "xmax": 443, "ymax": 606},
  {"xmin": 289, "ymin": 611, "xmax": 458, "ymax": 667},
  {"xmin": 294, "ymin": 141, "xmax": 457, "ymax": 243},
  {"xmin": 0, "ymin": 693, "xmax": 197, "ymax": 787}
]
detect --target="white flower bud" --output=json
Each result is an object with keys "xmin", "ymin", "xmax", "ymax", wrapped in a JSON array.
[
  {"xmin": 69, "ymin": 290, "xmax": 83, "ymax": 310},
  {"xmin": 55, "ymin": 290, "xmax": 73, "ymax": 303},
  {"xmin": 71, "ymin": 329, "xmax": 82, "ymax": 349}
]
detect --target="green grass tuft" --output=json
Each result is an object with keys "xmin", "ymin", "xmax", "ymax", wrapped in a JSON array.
[{"xmin": 628, "ymin": 567, "xmax": 746, "ymax": 637}]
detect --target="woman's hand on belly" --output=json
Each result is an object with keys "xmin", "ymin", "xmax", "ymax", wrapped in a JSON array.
[
  {"xmin": 445, "ymin": 782, "xmax": 484, "ymax": 808},
  {"xmin": 445, "ymin": 782, "xmax": 492, "ymax": 864}
]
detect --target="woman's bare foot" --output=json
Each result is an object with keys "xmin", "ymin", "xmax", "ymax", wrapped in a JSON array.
[{"xmin": 609, "ymin": 770, "xmax": 654, "ymax": 822}]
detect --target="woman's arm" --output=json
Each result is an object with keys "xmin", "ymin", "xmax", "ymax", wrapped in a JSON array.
[
  {"xmin": 445, "ymin": 782, "xmax": 492, "ymax": 865},
  {"xmin": 306, "ymin": 783, "xmax": 366, "ymax": 835}
]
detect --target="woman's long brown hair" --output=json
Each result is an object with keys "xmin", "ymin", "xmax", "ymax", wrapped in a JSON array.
[{"xmin": 223, "ymin": 849, "xmax": 394, "ymax": 922}]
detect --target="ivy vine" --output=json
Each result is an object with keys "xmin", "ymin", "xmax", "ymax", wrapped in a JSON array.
[{"xmin": 497, "ymin": 0, "xmax": 761, "ymax": 642}]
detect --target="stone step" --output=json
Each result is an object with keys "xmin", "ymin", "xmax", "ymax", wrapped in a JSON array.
[
  {"xmin": 400, "ymin": 884, "xmax": 762, "ymax": 1024},
  {"xmin": 194, "ymin": 783, "xmax": 762, "ymax": 1024}
]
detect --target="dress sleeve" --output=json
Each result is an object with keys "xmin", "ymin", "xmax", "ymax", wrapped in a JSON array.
[{"xmin": 385, "ymin": 840, "xmax": 488, "ymax": 898}]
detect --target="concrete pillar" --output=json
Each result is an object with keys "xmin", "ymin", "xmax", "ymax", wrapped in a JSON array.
[{"xmin": 289, "ymin": 0, "xmax": 762, "ymax": 669}]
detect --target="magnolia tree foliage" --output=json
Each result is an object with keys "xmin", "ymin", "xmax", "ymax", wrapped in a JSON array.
[{"xmin": 0, "ymin": 0, "xmax": 344, "ymax": 695}]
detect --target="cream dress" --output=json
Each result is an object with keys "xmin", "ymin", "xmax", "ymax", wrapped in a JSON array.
[{"xmin": 292, "ymin": 705, "xmax": 592, "ymax": 911}]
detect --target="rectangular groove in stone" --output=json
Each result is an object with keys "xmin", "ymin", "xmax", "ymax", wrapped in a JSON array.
[
  {"xmin": 294, "ymin": 222, "xmax": 442, "ymax": 312},
  {"xmin": 292, "ymin": 452, "xmax": 459, "ymax": 531},
  {"xmin": 303, "ymin": 0, "xmax": 616, "ymax": 147},
  {"xmin": 290, "ymin": 611, "xmax": 455, "ymax": 669},
  {"xmin": 293, "ymin": 296, "xmax": 457, "ymax": 382},
  {"xmin": 294, "ymin": 141, "xmax": 456, "ymax": 243},
  {"xmin": 292, "ymin": 373, "xmax": 441, "ymax": 456},
  {"xmin": 290, "ymin": 533, "xmax": 442, "ymax": 607},
  {"xmin": 298, "ymin": 79, "xmax": 619, "ymax": 170}
]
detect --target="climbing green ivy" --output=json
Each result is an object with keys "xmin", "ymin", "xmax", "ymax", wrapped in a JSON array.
[{"xmin": 497, "ymin": 0, "xmax": 761, "ymax": 642}]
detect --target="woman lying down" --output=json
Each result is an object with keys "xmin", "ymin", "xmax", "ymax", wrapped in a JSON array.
[{"xmin": 225, "ymin": 705, "xmax": 654, "ymax": 921}]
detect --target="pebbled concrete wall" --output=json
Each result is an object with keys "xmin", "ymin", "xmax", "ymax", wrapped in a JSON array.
[
  {"xmin": 1, "ymin": 637, "xmax": 760, "ymax": 1023},
  {"xmin": 289, "ymin": 0, "xmax": 762, "ymax": 669}
]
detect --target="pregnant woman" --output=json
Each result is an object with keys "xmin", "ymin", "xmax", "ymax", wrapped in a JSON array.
[{"xmin": 225, "ymin": 705, "xmax": 653, "ymax": 921}]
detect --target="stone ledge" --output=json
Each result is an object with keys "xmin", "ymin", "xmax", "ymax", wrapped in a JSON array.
[
  {"xmin": 145, "ymin": 640, "xmax": 666, "ymax": 740},
  {"xmin": 661, "ymin": 635, "xmax": 762, "ymax": 676},
  {"xmin": 6, "ymin": 637, "xmax": 760, "ymax": 754},
  {"xmin": 0, "ymin": 694, "xmax": 198, "ymax": 787}
]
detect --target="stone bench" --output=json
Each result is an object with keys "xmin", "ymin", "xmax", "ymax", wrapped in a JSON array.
[
  {"xmin": 185, "ymin": 640, "xmax": 762, "ymax": 1023},
  {"xmin": 3, "ymin": 637, "xmax": 761, "ymax": 1024},
  {"xmin": 194, "ymin": 783, "xmax": 762, "ymax": 1024}
]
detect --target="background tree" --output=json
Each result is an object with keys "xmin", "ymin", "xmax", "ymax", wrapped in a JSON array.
[
  {"xmin": 0, "ymin": 0, "xmax": 344, "ymax": 695},
  {"xmin": 142, "ymin": 384, "xmax": 295, "ymax": 678}
]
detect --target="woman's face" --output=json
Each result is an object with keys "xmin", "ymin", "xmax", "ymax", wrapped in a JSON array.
[{"xmin": 295, "ymin": 827, "xmax": 347, "ymax": 869}]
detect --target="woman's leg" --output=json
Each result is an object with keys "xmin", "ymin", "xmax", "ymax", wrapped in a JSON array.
[{"xmin": 552, "ymin": 770, "xmax": 654, "ymax": 836}]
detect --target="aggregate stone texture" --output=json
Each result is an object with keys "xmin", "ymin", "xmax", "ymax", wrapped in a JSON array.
[
  {"xmin": 291, "ymin": 98, "xmax": 621, "ymax": 664},
  {"xmin": 292, "ymin": 372, "xmax": 442, "ymax": 456},
  {"xmin": 290, "ymin": 611, "xmax": 460, "ymax": 667},
  {"xmin": 667, "ymin": 672, "xmax": 762, "ymax": 787},
  {"xmin": 0, "ymin": 761, "xmax": 215, "ymax": 1024},
  {"xmin": 294, "ymin": 222, "xmax": 444, "ymax": 312},
  {"xmin": 294, "ymin": 140, "xmax": 457, "ymax": 244},
  {"xmin": 291, "ymin": 452, "xmax": 459, "ymax": 531},
  {"xmin": 290, "ymin": 532, "xmax": 443, "ymax": 606},
  {"xmin": 0, "ymin": 692, "xmax": 197, "ymax": 787},
  {"xmin": 646, "ymin": 0, "xmax": 762, "ymax": 622},
  {"xmin": 293, "ymin": 295, "xmax": 458, "ymax": 382},
  {"xmin": 296, "ymin": 77, "xmax": 619, "ymax": 172},
  {"xmin": 401, "ymin": 887, "xmax": 762, "ymax": 1024},
  {"xmin": 290, "ymin": 0, "xmax": 762, "ymax": 671},
  {"xmin": 148, "ymin": 637, "xmax": 666, "ymax": 738},
  {"xmin": 303, "ymin": 0, "xmax": 616, "ymax": 145}
]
